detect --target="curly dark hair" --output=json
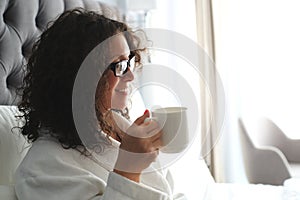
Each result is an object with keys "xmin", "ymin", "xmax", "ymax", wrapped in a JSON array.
[{"xmin": 18, "ymin": 8, "xmax": 143, "ymax": 152}]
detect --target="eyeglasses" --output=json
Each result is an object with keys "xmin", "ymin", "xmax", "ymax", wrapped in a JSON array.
[{"xmin": 109, "ymin": 53, "xmax": 136, "ymax": 77}]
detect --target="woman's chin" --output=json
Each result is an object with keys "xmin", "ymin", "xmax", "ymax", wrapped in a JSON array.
[
  {"xmin": 111, "ymin": 103, "xmax": 127, "ymax": 111},
  {"xmin": 111, "ymin": 98, "xmax": 128, "ymax": 111}
]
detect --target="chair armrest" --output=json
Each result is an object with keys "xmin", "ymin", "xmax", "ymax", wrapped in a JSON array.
[{"xmin": 247, "ymin": 146, "xmax": 291, "ymax": 185}]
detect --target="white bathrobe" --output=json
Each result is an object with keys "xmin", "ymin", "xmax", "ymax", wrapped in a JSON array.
[{"xmin": 14, "ymin": 112, "xmax": 186, "ymax": 200}]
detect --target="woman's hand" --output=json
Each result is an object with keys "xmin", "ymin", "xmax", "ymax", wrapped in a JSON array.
[{"xmin": 113, "ymin": 110, "xmax": 163, "ymax": 182}]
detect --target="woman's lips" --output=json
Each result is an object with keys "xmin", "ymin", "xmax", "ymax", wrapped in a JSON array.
[{"xmin": 115, "ymin": 88, "xmax": 129, "ymax": 95}]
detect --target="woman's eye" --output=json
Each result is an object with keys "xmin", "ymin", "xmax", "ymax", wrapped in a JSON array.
[
  {"xmin": 116, "ymin": 62, "xmax": 127, "ymax": 71},
  {"xmin": 115, "ymin": 63, "xmax": 122, "ymax": 71}
]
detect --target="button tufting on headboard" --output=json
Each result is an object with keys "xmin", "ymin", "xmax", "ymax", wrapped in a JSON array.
[{"xmin": 0, "ymin": 0, "xmax": 121, "ymax": 105}]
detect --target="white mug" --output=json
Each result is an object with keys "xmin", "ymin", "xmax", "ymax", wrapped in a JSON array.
[{"xmin": 150, "ymin": 107, "xmax": 189, "ymax": 153}]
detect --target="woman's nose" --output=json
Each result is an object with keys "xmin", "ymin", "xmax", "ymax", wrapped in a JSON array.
[{"xmin": 122, "ymin": 67, "xmax": 134, "ymax": 82}]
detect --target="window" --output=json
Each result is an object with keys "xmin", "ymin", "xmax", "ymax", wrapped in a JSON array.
[{"xmin": 213, "ymin": 0, "xmax": 300, "ymax": 182}]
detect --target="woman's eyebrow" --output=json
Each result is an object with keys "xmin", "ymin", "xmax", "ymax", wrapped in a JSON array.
[
  {"xmin": 110, "ymin": 55, "xmax": 129, "ymax": 63},
  {"xmin": 118, "ymin": 54, "xmax": 130, "ymax": 60}
]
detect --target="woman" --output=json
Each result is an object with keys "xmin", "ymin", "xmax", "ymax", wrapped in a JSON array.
[{"xmin": 15, "ymin": 8, "xmax": 185, "ymax": 200}]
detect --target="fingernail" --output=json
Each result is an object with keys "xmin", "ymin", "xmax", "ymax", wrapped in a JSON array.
[{"xmin": 144, "ymin": 109, "xmax": 149, "ymax": 115}]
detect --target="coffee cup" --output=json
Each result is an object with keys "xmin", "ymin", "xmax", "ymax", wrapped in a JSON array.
[{"xmin": 149, "ymin": 107, "xmax": 189, "ymax": 153}]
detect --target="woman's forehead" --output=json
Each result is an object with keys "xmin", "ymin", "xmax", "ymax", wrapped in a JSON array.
[{"xmin": 108, "ymin": 34, "xmax": 130, "ymax": 60}]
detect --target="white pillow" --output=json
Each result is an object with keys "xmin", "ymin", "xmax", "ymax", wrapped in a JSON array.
[{"xmin": 0, "ymin": 106, "xmax": 29, "ymax": 185}]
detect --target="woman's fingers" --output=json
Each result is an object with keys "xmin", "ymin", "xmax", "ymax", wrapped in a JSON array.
[
  {"xmin": 114, "ymin": 111, "xmax": 163, "ymax": 175},
  {"xmin": 133, "ymin": 110, "xmax": 150, "ymax": 125},
  {"xmin": 143, "ymin": 120, "xmax": 160, "ymax": 134},
  {"xmin": 127, "ymin": 116, "xmax": 162, "ymax": 138},
  {"xmin": 152, "ymin": 137, "xmax": 163, "ymax": 149},
  {"xmin": 121, "ymin": 110, "xmax": 163, "ymax": 153}
]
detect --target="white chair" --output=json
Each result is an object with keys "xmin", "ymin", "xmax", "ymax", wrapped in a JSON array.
[
  {"xmin": 0, "ymin": 106, "xmax": 29, "ymax": 200},
  {"xmin": 253, "ymin": 118, "xmax": 300, "ymax": 177},
  {"xmin": 238, "ymin": 118, "xmax": 291, "ymax": 185}
]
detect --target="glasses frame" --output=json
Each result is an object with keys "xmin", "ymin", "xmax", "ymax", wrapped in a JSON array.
[{"xmin": 109, "ymin": 53, "xmax": 136, "ymax": 77}]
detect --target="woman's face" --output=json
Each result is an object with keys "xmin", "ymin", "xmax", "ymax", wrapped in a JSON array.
[{"xmin": 99, "ymin": 34, "xmax": 134, "ymax": 111}]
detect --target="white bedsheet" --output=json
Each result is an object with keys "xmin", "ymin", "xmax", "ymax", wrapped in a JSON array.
[{"xmin": 206, "ymin": 183, "xmax": 283, "ymax": 200}]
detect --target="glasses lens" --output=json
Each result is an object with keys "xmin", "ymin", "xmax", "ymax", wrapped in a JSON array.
[{"xmin": 114, "ymin": 61, "xmax": 127, "ymax": 76}]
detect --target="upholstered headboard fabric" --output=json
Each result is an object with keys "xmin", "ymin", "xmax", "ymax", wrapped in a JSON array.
[{"xmin": 0, "ymin": 0, "xmax": 121, "ymax": 105}]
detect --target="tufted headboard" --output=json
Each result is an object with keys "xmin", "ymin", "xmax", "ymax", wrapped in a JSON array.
[{"xmin": 0, "ymin": 0, "xmax": 121, "ymax": 105}]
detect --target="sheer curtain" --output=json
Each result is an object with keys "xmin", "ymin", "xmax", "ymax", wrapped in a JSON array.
[
  {"xmin": 195, "ymin": 0, "xmax": 227, "ymax": 182},
  {"xmin": 195, "ymin": 0, "xmax": 217, "ymax": 179}
]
